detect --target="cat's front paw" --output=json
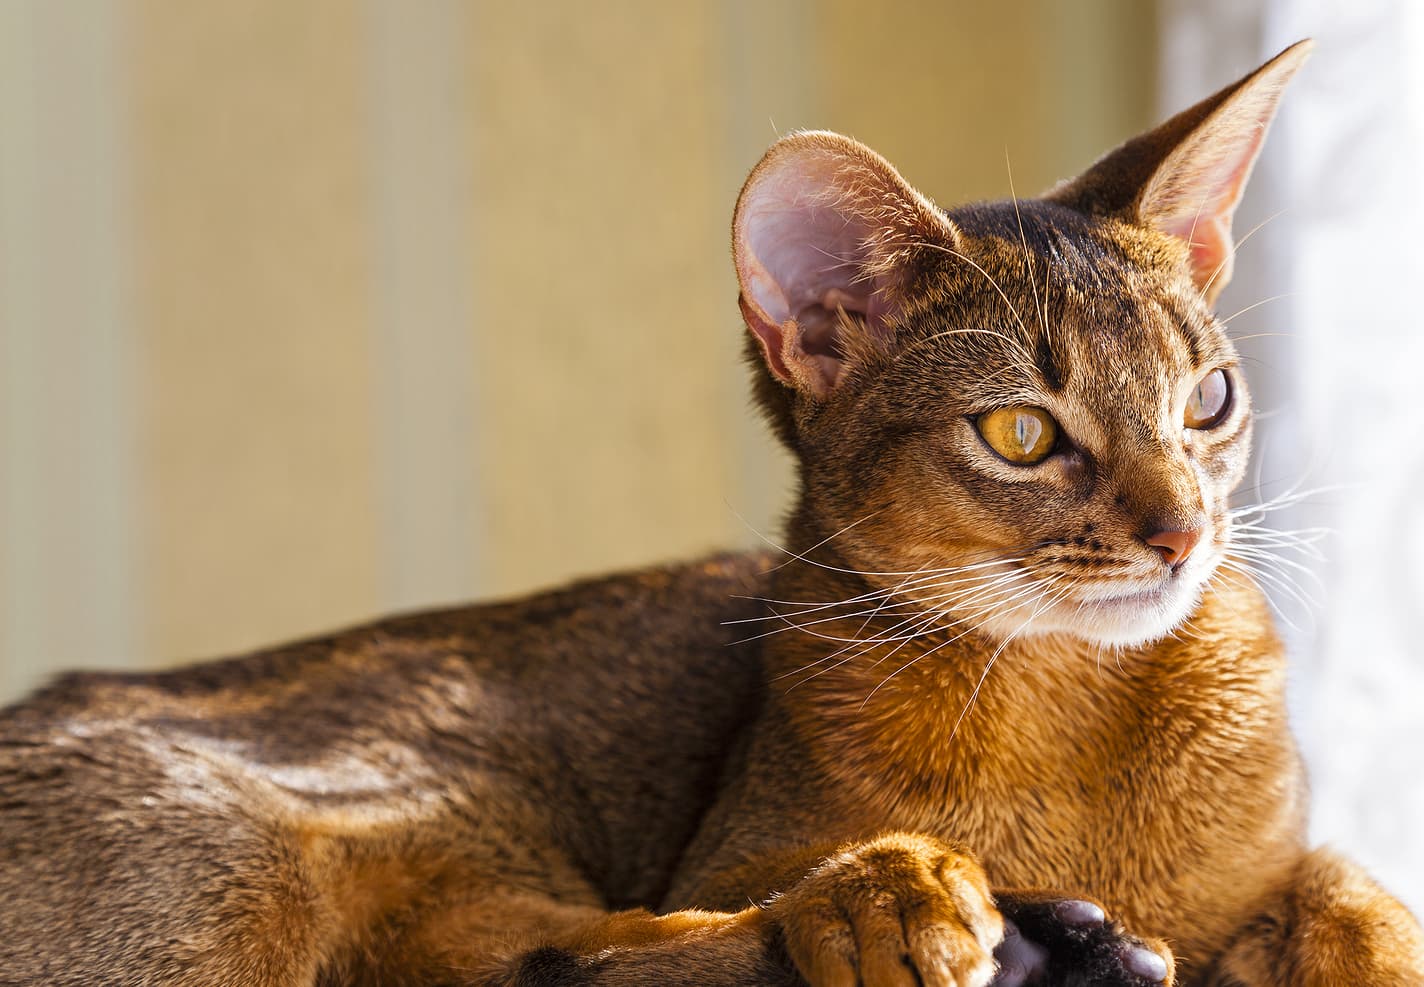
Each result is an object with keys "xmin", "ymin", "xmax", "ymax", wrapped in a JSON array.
[
  {"xmin": 993, "ymin": 892, "xmax": 1174, "ymax": 987},
  {"xmin": 770, "ymin": 832, "xmax": 1004, "ymax": 987}
]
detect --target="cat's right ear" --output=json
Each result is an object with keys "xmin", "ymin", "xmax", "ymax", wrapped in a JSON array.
[
  {"xmin": 1047, "ymin": 41, "xmax": 1311, "ymax": 306},
  {"xmin": 733, "ymin": 131, "xmax": 960, "ymax": 397}
]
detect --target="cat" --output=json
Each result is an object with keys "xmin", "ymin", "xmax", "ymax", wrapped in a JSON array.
[{"xmin": 1, "ymin": 38, "xmax": 1421, "ymax": 987}]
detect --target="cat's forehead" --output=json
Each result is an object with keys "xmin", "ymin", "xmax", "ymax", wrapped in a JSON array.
[
  {"xmin": 932, "ymin": 199, "xmax": 1230, "ymax": 384},
  {"xmin": 899, "ymin": 198, "xmax": 1239, "ymax": 450}
]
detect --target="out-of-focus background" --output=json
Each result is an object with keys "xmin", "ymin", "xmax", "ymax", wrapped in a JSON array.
[{"xmin": 1, "ymin": 0, "xmax": 1420, "ymax": 912}]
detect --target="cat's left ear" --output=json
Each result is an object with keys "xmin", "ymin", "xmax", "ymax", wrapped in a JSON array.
[
  {"xmin": 1048, "ymin": 40, "xmax": 1312, "ymax": 306},
  {"xmin": 734, "ymin": 131, "xmax": 961, "ymax": 397}
]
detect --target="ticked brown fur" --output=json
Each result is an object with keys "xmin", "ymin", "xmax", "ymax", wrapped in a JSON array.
[{"xmin": 2, "ymin": 41, "xmax": 1421, "ymax": 987}]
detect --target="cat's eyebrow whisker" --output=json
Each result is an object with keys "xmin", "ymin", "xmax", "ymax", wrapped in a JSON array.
[
  {"xmin": 977, "ymin": 361, "xmax": 1035, "ymax": 386},
  {"xmin": 915, "ymin": 326, "xmax": 1029, "ymax": 353},
  {"xmin": 1004, "ymin": 149, "xmax": 1050, "ymax": 345},
  {"xmin": 1226, "ymin": 331, "xmax": 1291, "ymax": 343},
  {"xmin": 914, "ymin": 241, "xmax": 1033, "ymax": 345},
  {"xmin": 1217, "ymin": 293, "xmax": 1293, "ymax": 327}
]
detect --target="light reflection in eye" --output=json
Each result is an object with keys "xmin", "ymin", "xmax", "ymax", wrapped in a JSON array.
[
  {"xmin": 1185, "ymin": 369, "xmax": 1230, "ymax": 429},
  {"xmin": 977, "ymin": 406, "xmax": 1058, "ymax": 464}
]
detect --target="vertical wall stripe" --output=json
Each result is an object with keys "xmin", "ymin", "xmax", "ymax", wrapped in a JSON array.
[
  {"xmin": 718, "ymin": 0, "xmax": 808, "ymax": 546},
  {"xmin": 132, "ymin": 1, "xmax": 380, "ymax": 663},
  {"xmin": 363, "ymin": 0, "xmax": 481, "ymax": 608},
  {"xmin": 0, "ymin": 1, "xmax": 139, "ymax": 702},
  {"xmin": 465, "ymin": 7, "xmax": 744, "ymax": 596}
]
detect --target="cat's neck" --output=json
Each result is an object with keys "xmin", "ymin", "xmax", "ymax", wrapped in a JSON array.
[{"xmin": 755, "ymin": 521, "xmax": 1289, "ymax": 824}]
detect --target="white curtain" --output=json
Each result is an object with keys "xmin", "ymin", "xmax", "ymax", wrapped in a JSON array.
[{"xmin": 1161, "ymin": 0, "xmax": 1424, "ymax": 916}]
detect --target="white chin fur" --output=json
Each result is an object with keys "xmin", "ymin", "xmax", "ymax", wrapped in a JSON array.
[
  {"xmin": 1058, "ymin": 584, "xmax": 1205, "ymax": 648},
  {"xmin": 1001, "ymin": 566, "xmax": 1212, "ymax": 650}
]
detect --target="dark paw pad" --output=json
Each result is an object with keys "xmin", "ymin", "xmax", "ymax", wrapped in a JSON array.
[{"xmin": 991, "ymin": 895, "xmax": 1171, "ymax": 987}]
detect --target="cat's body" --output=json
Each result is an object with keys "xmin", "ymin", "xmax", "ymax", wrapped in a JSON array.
[
  {"xmin": 3, "ymin": 40, "xmax": 1422, "ymax": 987},
  {"xmin": 0, "ymin": 555, "xmax": 771, "ymax": 984}
]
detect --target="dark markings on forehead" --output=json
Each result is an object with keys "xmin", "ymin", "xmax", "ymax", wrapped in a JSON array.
[
  {"xmin": 937, "ymin": 199, "xmax": 1220, "ymax": 410},
  {"xmin": 945, "ymin": 200, "xmax": 1131, "ymax": 392},
  {"xmin": 1162, "ymin": 295, "xmax": 1219, "ymax": 370},
  {"xmin": 1178, "ymin": 320, "xmax": 1205, "ymax": 367},
  {"xmin": 946, "ymin": 200, "xmax": 1129, "ymax": 288},
  {"xmin": 1034, "ymin": 332, "xmax": 1064, "ymax": 392}
]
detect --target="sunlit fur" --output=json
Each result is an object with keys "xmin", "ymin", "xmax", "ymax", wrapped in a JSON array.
[
  {"xmin": 1, "ymin": 41, "xmax": 1420, "ymax": 987},
  {"xmin": 754, "ymin": 200, "xmax": 1250, "ymax": 652}
]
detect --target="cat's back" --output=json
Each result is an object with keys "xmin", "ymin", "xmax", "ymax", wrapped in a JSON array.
[
  {"xmin": 4, "ymin": 550, "xmax": 772, "ymax": 738},
  {"xmin": 0, "ymin": 551, "xmax": 774, "ymax": 925}
]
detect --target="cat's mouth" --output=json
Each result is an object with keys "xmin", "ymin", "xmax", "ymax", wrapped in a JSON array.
[
  {"xmin": 1088, "ymin": 583, "xmax": 1175, "ymax": 607},
  {"xmin": 1027, "ymin": 548, "xmax": 1219, "ymax": 648}
]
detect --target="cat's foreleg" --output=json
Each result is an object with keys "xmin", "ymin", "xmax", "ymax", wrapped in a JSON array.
[
  {"xmin": 488, "ymin": 833, "xmax": 1174, "ymax": 987},
  {"xmin": 1206, "ymin": 847, "xmax": 1423, "ymax": 986}
]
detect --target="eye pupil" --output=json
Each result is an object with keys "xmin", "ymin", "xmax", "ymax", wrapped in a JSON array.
[{"xmin": 976, "ymin": 406, "xmax": 1058, "ymax": 465}]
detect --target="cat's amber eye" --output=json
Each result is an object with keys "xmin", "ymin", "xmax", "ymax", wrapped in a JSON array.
[
  {"xmin": 976, "ymin": 406, "xmax": 1059, "ymax": 465},
  {"xmin": 1185, "ymin": 369, "xmax": 1231, "ymax": 429}
]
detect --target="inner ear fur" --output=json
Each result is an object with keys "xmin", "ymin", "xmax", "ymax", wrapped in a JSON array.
[
  {"xmin": 1046, "ymin": 40, "xmax": 1312, "ymax": 306},
  {"xmin": 733, "ymin": 131, "xmax": 960, "ymax": 397}
]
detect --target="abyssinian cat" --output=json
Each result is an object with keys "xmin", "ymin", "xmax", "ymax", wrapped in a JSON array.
[{"xmin": 1, "ymin": 39, "xmax": 1420, "ymax": 987}]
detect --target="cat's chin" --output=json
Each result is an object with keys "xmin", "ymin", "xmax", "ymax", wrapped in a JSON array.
[{"xmin": 1010, "ymin": 571, "xmax": 1211, "ymax": 650}]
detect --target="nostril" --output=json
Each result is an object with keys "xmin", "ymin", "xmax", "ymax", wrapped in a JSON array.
[{"xmin": 1144, "ymin": 527, "xmax": 1204, "ymax": 568}]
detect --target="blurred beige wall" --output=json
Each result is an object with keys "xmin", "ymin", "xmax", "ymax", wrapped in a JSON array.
[{"xmin": 0, "ymin": 0, "xmax": 1155, "ymax": 703}]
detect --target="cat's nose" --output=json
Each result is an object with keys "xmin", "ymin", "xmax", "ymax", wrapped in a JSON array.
[{"xmin": 1144, "ymin": 525, "xmax": 1203, "ymax": 569}]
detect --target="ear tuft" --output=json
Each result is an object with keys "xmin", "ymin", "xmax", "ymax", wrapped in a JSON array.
[
  {"xmin": 1048, "ymin": 40, "xmax": 1312, "ymax": 305},
  {"xmin": 733, "ymin": 131, "xmax": 957, "ymax": 396}
]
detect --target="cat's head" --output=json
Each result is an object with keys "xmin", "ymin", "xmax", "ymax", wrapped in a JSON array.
[{"xmin": 734, "ymin": 42, "xmax": 1310, "ymax": 649}]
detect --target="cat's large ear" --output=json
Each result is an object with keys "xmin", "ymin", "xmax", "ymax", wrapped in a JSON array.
[
  {"xmin": 734, "ymin": 131, "xmax": 960, "ymax": 396},
  {"xmin": 1048, "ymin": 40, "xmax": 1312, "ymax": 306}
]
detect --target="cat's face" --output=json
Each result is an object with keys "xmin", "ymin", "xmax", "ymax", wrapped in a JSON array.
[
  {"xmin": 796, "ymin": 205, "xmax": 1252, "ymax": 647},
  {"xmin": 736, "ymin": 43, "xmax": 1309, "ymax": 649}
]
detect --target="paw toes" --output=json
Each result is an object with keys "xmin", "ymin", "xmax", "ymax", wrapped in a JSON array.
[
  {"xmin": 1117, "ymin": 942, "xmax": 1170, "ymax": 984},
  {"xmin": 989, "ymin": 920, "xmax": 1049, "ymax": 987},
  {"xmin": 994, "ymin": 894, "xmax": 1173, "ymax": 987},
  {"xmin": 1052, "ymin": 899, "xmax": 1106, "ymax": 928},
  {"xmin": 906, "ymin": 922, "xmax": 996, "ymax": 987},
  {"xmin": 858, "ymin": 941, "xmax": 921, "ymax": 987},
  {"xmin": 803, "ymin": 927, "xmax": 859, "ymax": 987}
]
